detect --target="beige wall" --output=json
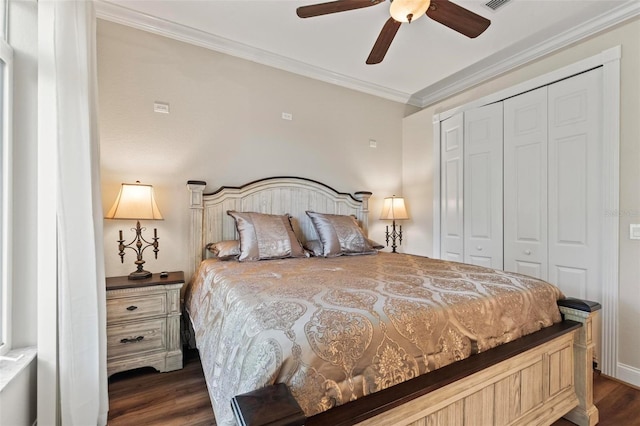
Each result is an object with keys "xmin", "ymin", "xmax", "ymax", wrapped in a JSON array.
[
  {"xmin": 97, "ymin": 20, "xmax": 418, "ymax": 279},
  {"xmin": 403, "ymin": 18, "xmax": 640, "ymax": 383}
]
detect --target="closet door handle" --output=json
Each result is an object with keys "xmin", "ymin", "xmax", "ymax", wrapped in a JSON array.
[
  {"xmin": 524, "ymin": 250, "xmax": 532, "ymax": 255},
  {"xmin": 476, "ymin": 246, "xmax": 483, "ymax": 251}
]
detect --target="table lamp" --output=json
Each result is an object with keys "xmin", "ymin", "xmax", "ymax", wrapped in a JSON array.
[
  {"xmin": 380, "ymin": 195, "xmax": 409, "ymax": 253},
  {"xmin": 105, "ymin": 181, "xmax": 163, "ymax": 279}
]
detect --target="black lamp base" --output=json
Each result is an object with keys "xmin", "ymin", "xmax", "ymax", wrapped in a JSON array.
[
  {"xmin": 128, "ymin": 269, "xmax": 152, "ymax": 280},
  {"xmin": 118, "ymin": 220, "xmax": 160, "ymax": 280},
  {"xmin": 385, "ymin": 220, "xmax": 403, "ymax": 253}
]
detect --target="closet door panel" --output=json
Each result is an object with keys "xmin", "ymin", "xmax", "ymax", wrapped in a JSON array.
[
  {"xmin": 504, "ymin": 87, "xmax": 548, "ymax": 279},
  {"xmin": 441, "ymin": 113, "xmax": 464, "ymax": 262},
  {"xmin": 514, "ymin": 261, "xmax": 543, "ymax": 279},
  {"xmin": 464, "ymin": 103, "xmax": 503, "ymax": 269},
  {"xmin": 548, "ymin": 68, "xmax": 602, "ymax": 300}
]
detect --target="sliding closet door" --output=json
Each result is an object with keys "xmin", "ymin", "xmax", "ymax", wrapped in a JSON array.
[
  {"xmin": 547, "ymin": 68, "xmax": 603, "ymax": 300},
  {"xmin": 504, "ymin": 87, "xmax": 548, "ymax": 279},
  {"xmin": 440, "ymin": 113, "xmax": 464, "ymax": 262},
  {"xmin": 464, "ymin": 103, "xmax": 503, "ymax": 268}
]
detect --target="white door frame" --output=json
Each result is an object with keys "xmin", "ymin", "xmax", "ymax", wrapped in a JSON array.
[{"xmin": 432, "ymin": 46, "xmax": 620, "ymax": 378}]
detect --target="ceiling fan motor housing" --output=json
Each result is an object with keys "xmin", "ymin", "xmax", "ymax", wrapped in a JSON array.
[{"xmin": 390, "ymin": 0, "xmax": 431, "ymax": 23}]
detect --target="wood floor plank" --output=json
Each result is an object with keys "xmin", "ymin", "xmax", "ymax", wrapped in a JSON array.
[
  {"xmin": 593, "ymin": 378, "xmax": 640, "ymax": 426},
  {"xmin": 593, "ymin": 372, "xmax": 625, "ymax": 405},
  {"xmin": 108, "ymin": 350, "xmax": 216, "ymax": 425},
  {"xmin": 551, "ymin": 371, "xmax": 640, "ymax": 426},
  {"xmin": 109, "ymin": 350, "xmax": 640, "ymax": 426}
]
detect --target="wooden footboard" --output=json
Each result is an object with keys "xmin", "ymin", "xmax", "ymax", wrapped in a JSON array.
[
  {"xmin": 352, "ymin": 326, "xmax": 578, "ymax": 426},
  {"xmin": 232, "ymin": 299, "xmax": 600, "ymax": 426}
]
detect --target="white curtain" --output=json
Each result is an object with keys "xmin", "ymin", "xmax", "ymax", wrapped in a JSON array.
[{"xmin": 42, "ymin": 0, "xmax": 108, "ymax": 424}]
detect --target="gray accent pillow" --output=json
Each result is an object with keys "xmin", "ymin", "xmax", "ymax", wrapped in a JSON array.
[
  {"xmin": 207, "ymin": 240, "xmax": 240, "ymax": 260},
  {"xmin": 304, "ymin": 238, "xmax": 383, "ymax": 257},
  {"xmin": 227, "ymin": 211, "xmax": 306, "ymax": 261},
  {"xmin": 306, "ymin": 211, "xmax": 377, "ymax": 257},
  {"xmin": 303, "ymin": 239, "xmax": 324, "ymax": 257}
]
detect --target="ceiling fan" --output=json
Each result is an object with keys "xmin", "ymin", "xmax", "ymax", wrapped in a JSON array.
[{"xmin": 296, "ymin": 0, "xmax": 491, "ymax": 64}]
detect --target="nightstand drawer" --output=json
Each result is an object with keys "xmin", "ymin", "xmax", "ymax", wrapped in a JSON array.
[
  {"xmin": 107, "ymin": 318, "xmax": 167, "ymax": 359},
  {"xmin": 107, "ymin": 293, "xmax": 167, "ymax": 322}
]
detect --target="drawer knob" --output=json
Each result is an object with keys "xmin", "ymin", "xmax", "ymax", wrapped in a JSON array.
[
  {"xmin": 126, "ymin": 305, "xmax": 138, "ymax": 311},
  {"xmin": 120, "ymin": 336, "xmax": 144, "ymax": 344}
]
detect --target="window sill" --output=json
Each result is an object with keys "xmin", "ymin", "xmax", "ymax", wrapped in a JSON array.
[{"xmin": 0, "ymin": 346, "xmax": 37, "ymax": 392}]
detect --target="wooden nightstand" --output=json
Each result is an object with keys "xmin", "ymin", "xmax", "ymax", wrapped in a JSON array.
[{"xmin": 106, "ymin": 271, "xmax": 184, "ymax": 377}]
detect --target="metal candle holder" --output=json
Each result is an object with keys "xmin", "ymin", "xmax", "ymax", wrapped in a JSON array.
[
  {"xmin": 117, "ymin": 221, "xmax": 159, "ymax": 280},
  {"xmin": 385, "ymin": 221, "xmax": 403, "ymax": 253}
]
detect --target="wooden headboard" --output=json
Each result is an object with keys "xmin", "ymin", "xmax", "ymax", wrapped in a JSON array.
[{"xmin": 186, "ymin": 176, "xmax": 372, "ymax": 280}]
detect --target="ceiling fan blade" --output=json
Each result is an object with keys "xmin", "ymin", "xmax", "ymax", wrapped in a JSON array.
[
  {"xmin": 366, "ymin": 18, "xmax": 402, "ymax": 65},
  {"xmin": 426, "ymin": 0, "xmax": 490, "ymax": 38},
  {"xmin": 297, "ymin": 0, "xmax": 384, "ymax": 18}
]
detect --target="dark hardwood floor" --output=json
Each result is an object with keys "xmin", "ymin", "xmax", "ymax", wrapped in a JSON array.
[
  {"xmin": 108, "ymin": 350, "xmax": 216, "ymax": 425},
  {"xmin": 108, "ymin": 349, "xmax": 640, "ymax": 425},
  {"xmin": 552, "ymin": 371, "xmax": 640, "ymax": 426}
]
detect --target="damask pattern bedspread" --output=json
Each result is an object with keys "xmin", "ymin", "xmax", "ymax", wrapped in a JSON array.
[{"xmin": 185, "ymin": 253, "xmax": 564, "ymax": 425}]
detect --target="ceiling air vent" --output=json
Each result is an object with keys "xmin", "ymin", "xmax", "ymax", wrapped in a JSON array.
[{"xmin": 484, "ymin": 0, "xmax": 512, "ymax": 11}]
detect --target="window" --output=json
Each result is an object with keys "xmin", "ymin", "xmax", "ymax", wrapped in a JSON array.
[{"xmin": 0, "ymin": 0, "xmax": 12, "ymax": 356}]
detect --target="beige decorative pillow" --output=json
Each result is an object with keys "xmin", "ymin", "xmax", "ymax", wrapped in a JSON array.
[
  {"xmin": 227, "ymin": 211, "xmax": 306, "ymax": 261},
  {"xmin": 304, "ymin": 238, "xmax": 383, "ymax": 257},
  {"xmin": 306, "ymin": 211, "xmax": 376, "ymax": 257},
  {"xmin": 207, "ymin": 240, "xmax": 240, "ymax": 260}
]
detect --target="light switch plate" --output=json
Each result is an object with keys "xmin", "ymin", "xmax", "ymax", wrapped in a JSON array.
[
  {"xmin": 630, "ymin": 224, "xmax": 640, "ymax": 240},
  {"xmin": 154, "ymin": 102, "xmax": 170, "ymax": 113}
]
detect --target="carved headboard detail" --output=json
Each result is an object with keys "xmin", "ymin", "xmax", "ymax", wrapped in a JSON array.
[{"xmin": 186, "ymin": 176, "xmax": 372, "ymax": 280}]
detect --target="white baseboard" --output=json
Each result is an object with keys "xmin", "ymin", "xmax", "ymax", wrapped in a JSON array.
[{"xmin": 617, "ymin": 362, "xmax": 640, "ymax": 388}]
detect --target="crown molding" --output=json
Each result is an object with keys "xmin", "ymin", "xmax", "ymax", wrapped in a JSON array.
[
  {"xmin": 94, "ymin": 0, "xmax": 638, "ymax": 109},
  {"xmin": 410, "ymin": 0, "xmax": 640, "ymax": 107},
  {"xmin": 94, "ymin": 1, "xmax": 415, "ymax": 105}
]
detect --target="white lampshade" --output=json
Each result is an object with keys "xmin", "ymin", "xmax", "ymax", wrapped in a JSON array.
[
  {"xmin": 105, "ymin": 182, "xmax": 163, "ymax": 220},
  {"xmin": 380, "ymin": 196, "xmax": 409, "ymax": 220},
  {"xmin": 390, "ymin": 0, "xmax": 431, "ymax": 23}
]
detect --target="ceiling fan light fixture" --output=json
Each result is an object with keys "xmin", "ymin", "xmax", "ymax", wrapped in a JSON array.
[
  {"xmin": 297, "ymin": 0, "xmax": 489, "ymax": 64},
  {"xmin": 389, "ymin": 0, "xmax": 431, "ymax": 23}
]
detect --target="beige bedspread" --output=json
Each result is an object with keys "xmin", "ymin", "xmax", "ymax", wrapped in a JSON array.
[{"xmin": 186, "ymin": 253, "xmax": 563, "ymax": 425}]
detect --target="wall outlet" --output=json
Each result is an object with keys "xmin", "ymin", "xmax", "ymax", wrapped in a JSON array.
[{"xmin": 282, "ymin": 112, "xmax": 292, "ymax": 120}]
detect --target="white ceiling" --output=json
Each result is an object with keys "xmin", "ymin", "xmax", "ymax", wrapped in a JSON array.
[{"xmin": 96, "ymin": 0, "xmax": 639, "ymax": 106}]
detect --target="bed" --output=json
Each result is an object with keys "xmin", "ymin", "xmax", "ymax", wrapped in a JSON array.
[{"xmin": 185, "ymin": 176, "xmax": 599, "ymax": 426}]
